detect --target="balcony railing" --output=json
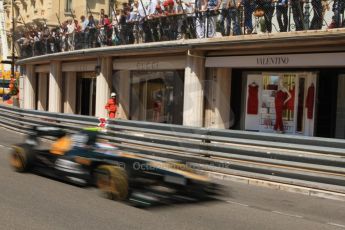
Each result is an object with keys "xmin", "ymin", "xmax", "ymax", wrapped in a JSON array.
[{"xmin": 14, "ymin": 0, "xmax": 344, "ymax": 58}]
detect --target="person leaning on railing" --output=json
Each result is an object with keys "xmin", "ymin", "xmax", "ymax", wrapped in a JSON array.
[
  {"xmin": 256, "ymin": 0, "xmax": 275, "ymax": 33},
  {"xmin": 276, "ymin": 0, "xmax": 288, "ymax": 32}
]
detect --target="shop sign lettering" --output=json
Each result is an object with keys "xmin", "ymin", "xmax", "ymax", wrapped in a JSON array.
[
  {"xmin": 136, "ymin": 61, "xmax": 159, "ymax": 70},
  {"xmin": 256, "ymin": 56, "xmax": 289, "ymax": 65},
  {"xmin": 76, "ymin": 65, "xmax": 91, "ymax": 71}
]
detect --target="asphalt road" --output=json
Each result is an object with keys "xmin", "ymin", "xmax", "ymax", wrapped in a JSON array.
[{"xmin": 0, "ymin": 128, "xmax": 344, "ymax": 230}]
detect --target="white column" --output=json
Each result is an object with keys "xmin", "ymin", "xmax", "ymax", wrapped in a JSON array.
[
  {"xmin": 183, "ymin": 51, "xmax": 205, "ymax": 127},
  {"xmin": 213, "ymin": 68, "xmax": 232, "ymax": 129},
  {"xmin": 48, "ymin": 61, "xmax": 62, "ymax": 113},
  {"xmin": 64, "ymin": 72, "xmax": 77, "ymax": 114},
  {"xmin": 37, "ymin": 72, "xmax": 48, "ymax": 111},
  {"xmin": 117, "ymin": 70, "xmax": 130, "ymax": 119},
  {"xmin": 95, "ymin": 57, "xmax": 112, "ymax": 118},
  {"xmin": 23, "ymin": 64, "xmax": 36, "ymax": 110}
]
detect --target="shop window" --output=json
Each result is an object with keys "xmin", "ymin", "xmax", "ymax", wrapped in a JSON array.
[
  {"xmin": 130, "ymin": 70, "xmax": 184, "ymax": 124},
  {"xmin": 245, "ymin": 72, "xmax": 317, "ymax": 136}
]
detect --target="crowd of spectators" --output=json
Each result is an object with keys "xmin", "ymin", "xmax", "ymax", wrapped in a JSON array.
[{"xmin": 16, "ymin": 0, "xmax": 344, "ymax": 57}]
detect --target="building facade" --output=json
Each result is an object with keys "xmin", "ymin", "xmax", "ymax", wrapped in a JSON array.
[{"xmin": 16, "ymin": 29, "xmax": 345, "ymax": 139}]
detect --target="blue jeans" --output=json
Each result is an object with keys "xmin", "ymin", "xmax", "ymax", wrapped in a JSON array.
[
  {"xmin": 243, "ymin": 3, "xmax": 255, "ymax": 32},
  {"xmin": 219, "ymin": 9, "xmax": 229, "ymax": 36},
  {"xmin": 332, "ymin": 0, "xmax": 345, "ymax": 28},
  {"xmin": 229, "ymin": 8, "xmax": 242, "ymax": 35},
  {"xmin": 219, "ymin": 8, "xmax": 242, "ymax": 35}
]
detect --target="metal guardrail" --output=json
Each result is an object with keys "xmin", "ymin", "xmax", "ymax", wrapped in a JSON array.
[{"xmin": 0, "ymin": 104, "xmax": 345, "ymax": 194}]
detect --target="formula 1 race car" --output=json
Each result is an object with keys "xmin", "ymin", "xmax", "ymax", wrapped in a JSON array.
[{"xmin": 9, "ymin": 126, "xmax": 220, "ymax": 206}]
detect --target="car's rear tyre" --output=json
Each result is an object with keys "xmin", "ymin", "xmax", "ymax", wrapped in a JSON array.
[
  {"xmin": 96, "ymin": 165, "xmax": 128, "ymax": 201},
  {"xmin": 10, "ymin": 146, "xmax": 34, "ymax": 172}
]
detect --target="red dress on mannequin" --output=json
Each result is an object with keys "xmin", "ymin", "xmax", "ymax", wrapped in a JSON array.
[
  {"xmin": 247, "ymin": 84, "xmax": 259, "ymax": 115},
  {"xmin": 274, "ymin": 90, "xmax": 286, "ymax": 131},
  {"xmin": 305, "ymin": 84, "xmax": 315, "ymax": 119}
]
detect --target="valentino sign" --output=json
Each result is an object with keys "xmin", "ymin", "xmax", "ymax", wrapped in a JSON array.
[
  {"xmin": 205, "ymin": 52, "xmax": 345, "ymax": 68},
  {"xmin": 256, "ymin": 56, "xmax": 290, "ymax": 65}
]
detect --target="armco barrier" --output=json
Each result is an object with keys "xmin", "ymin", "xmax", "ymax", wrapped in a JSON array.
[{"xmin": 0, "ymin": 105, "xmax": 345, "ymax": 194}]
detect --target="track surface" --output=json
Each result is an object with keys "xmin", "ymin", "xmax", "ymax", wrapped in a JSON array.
[{"xmin": 0, "ymin": 128, "xmax": 344, "ymax": 230}]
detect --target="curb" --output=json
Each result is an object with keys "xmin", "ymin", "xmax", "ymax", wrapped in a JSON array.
[{"xmin": 205, "ymin": 171, "xmax": 345, "ymax": 202}]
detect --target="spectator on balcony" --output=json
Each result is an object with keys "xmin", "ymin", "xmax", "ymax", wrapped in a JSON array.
[
  {"xmin": 310, "ymin": 0, "xmax": 323, "ymax": 30},
  {"xmin": 111, "ymin": 10, "xmax": 122, "ymax": 45},
  {"xmin": 195, "ymin": 0, "xmax": 208, "ymax": 38},
  {"xmin": 207, "ymin": 0, "xmax": 221, "ymax": 37},
  {"xmin": 105, "ymin": 15, "xmax": 113, "ymax": 45},
  {"xmin": 118, "ymin": 9, "xmax": 130, "ymax": 44},
  {"xmin": 129, "ymin": 0, "xmax": 145, "ymax": 44},
  {"xmin": 98, "ymin": 14, "xmax": 107, "ymax": 46},
  {"xmin": 164, "ymin": 0, "xmax": 175, "ymax": 14},
  {"xmin": 80, "ymin": 15, "xmax": 89, "ymax": 49},
  {"xmin": 42, "ymin": 24, "xmax": 50, "ymax": 54},
  {"xmin": 74, "ymin": 19, "xmax": 83, "ymax": 49},
  {"xmin": 17, "ymin": 34, "xmax": 32, "ymax": 58},
  {"xmin": 290, "ymin": 0, "xmax": 304, "ymax": 31},
  {"xmin": 226, "ymin": 0, "xmax": 242, "ymax": 35},
  {"xmin": 241, "ymin": 0, "xmax": 255, "ymax": 34},
  {"xmin": 66, "ymin": 18, "xmax": 75, "ymax": 51},
  {"xmin": 321, "ymin": 0, "xmax": 330, "ymax": 18},
  {"xmin": 87, "ymin": 15, "xmax": 97, "ymax": 48},
  {"xmin": 276, "ymin": 0, "xmax": 288, "ymax": 32},
  {"xmin": 33, "ymin": 30, "xmax": 43, "ymax": 55},
  {"xmin": 154, "ymin": 1, "xmax": 164, "ymax": 14},
  {"xmin": 47, "ymin": 30, "xmax": 56, "ymax": 53},
  {"xmin": 329, "ymin": 0, "xmax": 345, "ymax": 28},
  {"xmin": 256, "ymin": 0, "xmax": 274, "ymax": 33},
  {"xmin": 219, "ymin": 0, "xmax": 229, "ymax": 36},
  {"xmin": 175, "ymin": 0, "xmax": 193, "ymax": 39},
  {"xmin": 99, "ymin": 8, "xmax": 105, "ymax": 22}
]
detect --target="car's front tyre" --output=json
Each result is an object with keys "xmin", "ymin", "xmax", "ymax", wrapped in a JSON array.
[
  {"xmin": 95, "ymin": 165, "xmax": 129, "ymax": 201},
  {"xmin": 10, "ymin": 145, "xmax": 34, "ymax": 172}
]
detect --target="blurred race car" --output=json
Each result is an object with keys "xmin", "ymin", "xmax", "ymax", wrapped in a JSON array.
[{"xmin": 9, "ymin": 126, "xmax": 220, "ymax": 206}]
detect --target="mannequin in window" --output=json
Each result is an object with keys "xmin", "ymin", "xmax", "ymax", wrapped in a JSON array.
[{"xmin": 274, "ymin": 79, "xmax": 291, "ymax": 133}]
